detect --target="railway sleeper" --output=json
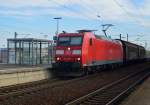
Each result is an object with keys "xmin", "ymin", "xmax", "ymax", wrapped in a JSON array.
[{"xmin": 82, "ymin": 101, "xmax": 103, "ymax": 105}]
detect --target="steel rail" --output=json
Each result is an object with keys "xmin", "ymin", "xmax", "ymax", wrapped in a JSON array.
[
  {"xmin": 0, "ymin": 72, "xmax": 100, "ymax": 102},
  {"xmin": 66, "ymin": 69, "xmax": 150, "ymax": 105}
]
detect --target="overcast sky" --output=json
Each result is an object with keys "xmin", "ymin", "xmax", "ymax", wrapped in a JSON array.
[{"xmin": 0, "ymin": 0, "xmax": 150, "ymax": 49}]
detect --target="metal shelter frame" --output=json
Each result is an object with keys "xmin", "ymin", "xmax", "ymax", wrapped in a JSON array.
[{"xmin": 7, "ymin": 38, "xmax": 53, "ymax": 65}]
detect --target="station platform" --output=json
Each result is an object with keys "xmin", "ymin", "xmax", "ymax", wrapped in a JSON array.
[
  {"xmin": 0, "ymin": 64, "xmax": 53, "ymax": 87},
  {"xmin": 0, "ymin": 64, "xmax": 52, "ymax": 73},
  {"xmin": 121, "ymin": 76, "xmax": 150, "ymax": 105}
]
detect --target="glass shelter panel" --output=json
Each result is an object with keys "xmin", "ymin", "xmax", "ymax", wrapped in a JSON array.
[
  {"xmin": 23, "ymin": 42, "xmax": 30, "ymax": 64},
  {"xmin": 7, "ymin": 38, "xmax": 53, "ymax": 65},
  {"xmin": 41, "ymin": 42, "xmax": 49, "ymax": 64},
  {"xmin": 8, "ymin": 41, "xmax": 15, "ymax": 64}
]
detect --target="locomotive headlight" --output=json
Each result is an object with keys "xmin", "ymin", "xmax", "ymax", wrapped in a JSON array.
[
  {"xmin": 72, "ymin": 50, "xmax": 81, "ymax": 55},
  {"xmin": 68, "ymin": 47, "xmax": 71, "ymax": 50},
  {"xmin": 56, "ymin": 57, "xmax": 60, "ymax": 61},
  {"xmin": 77, "ymin": 58, "xmax": 80, "ymax": 61},
  {"xmin": 56, "ymin": 50, "xmax": 64, "ymax": 54}
]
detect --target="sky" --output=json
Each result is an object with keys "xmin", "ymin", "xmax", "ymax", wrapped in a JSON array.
[{"xmin": 0, "ymin": 0, "xmax": 150, "ymax": 49}]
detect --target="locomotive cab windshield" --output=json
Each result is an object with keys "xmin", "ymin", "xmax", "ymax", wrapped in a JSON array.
[{"xmin": 58, "ymin": 36, "xmax": 82, "ymax": 46}]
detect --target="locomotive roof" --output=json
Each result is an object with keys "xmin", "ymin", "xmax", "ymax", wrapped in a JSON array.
[
  {"xmin": 77, "ymin": 29, "xmax": 97, "ymax": 33},
  {"xmin": 95, "ymin": 35, "xmax": 110, "ymax": 40},
  {"xmin": 59, "ymin": 33, "xmax": 119, "ymax": 43},
  {"xmin": 59, "ymin": 33, "xmax": 82, "ymax": 36},
  {"xmin": 94, "ymin": 35, "xmax": 117, "ymax": 42}
]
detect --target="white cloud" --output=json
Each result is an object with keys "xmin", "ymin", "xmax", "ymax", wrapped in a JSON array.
[
  {"xmin": 1, "ymin": 0, "xmax": 150, "ymax": 48},
  {"xmin": 1, "ymin": 0, "xmax": 57, "ymax": 7},
  {"xmin": 0, "ymin": 0, "xmax": 150, "ymax": 27}
]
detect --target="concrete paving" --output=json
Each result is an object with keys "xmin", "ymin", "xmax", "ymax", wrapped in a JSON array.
[
  {"xmin": 120, "ymin": 77, "xmax": 150, "ymax": 105},
  {"xmin": 0, "ymin": 64, "xmax": 53, "ymax": 87},
  {"xmin": 0, "ymin": 64, "xmax": 52, "ymax": 70},
  {"xmin": 0, "ymin": 64, "xmax": 52, "ymax": 74}
]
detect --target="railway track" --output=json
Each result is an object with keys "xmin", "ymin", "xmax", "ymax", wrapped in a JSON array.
[
  {"xmin": 0, "ymin": 78, "xmax": 60, "ymax": 100},
  {"xmin": 0, "ymin": 72, "xmax": 101, "ymax": 103},
  {"xmin": 66, "ymin": 69, "xmax": 150, "ymax": 105},
  {"xmin": 0, "ymin": 62, "xmax": 150, "ymax": 105},
  {"xmin": 0, "ymin": 78, "xmax": 57, "ymax": 93}
]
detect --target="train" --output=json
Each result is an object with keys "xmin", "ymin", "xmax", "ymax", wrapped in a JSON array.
[{"xmin": 52, "ymin": 30, "xmax": 146, "ymax": 76}]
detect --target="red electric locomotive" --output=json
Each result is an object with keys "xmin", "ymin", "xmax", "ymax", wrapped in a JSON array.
[{"xmin": 53, "ymin": 30, "xmax": 123, "ymax": 76}]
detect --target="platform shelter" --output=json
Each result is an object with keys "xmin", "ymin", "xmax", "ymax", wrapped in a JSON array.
[{"xmin": 7, "ymin": 38, "xmax": 53, "ymax": 65}]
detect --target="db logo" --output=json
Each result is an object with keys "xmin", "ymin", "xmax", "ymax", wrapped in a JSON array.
[{"xmin": 66, "ymin": 50, "xmax": 71, "ymax": 55}]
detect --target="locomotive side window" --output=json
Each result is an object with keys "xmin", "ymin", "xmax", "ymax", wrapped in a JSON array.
[
  {"xmin": 58, "ymin": 36, "xmax": 82, "ymax": 46},
  {"xmin": 90, "ymin": 38, "xmax": 92, "ymax": 46}
]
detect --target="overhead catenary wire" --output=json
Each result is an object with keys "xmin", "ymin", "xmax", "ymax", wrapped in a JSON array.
[
  {"xmin": 48, "ymin": 0, "xmax": 146, "ymax": 41},
  {"xmin": 131, "ymin": 0, "xmax": 148, "ymax": 28},
  {"xmin": 111, "ymin": 0, "xmax": 145, "ymax": 39},
  {"xmin": 112, "ymin": 0, "xmax": 144, "ymax": 25},
  {"xmin": 76, "ymin": 0, "xmax": 127, "ymax": 37},
  {"xmin": 48, "ymin": 0, "xmax": 107, "ymax": 34},
  {"xmin": 0, "ymin": 31, "xmax": 12, "ymax": 41},
  {"xmin": 62, "ymin": 0, "xmax": 100, "ymax": 20},
  {"xmin": 79, "ymin": 0, "xmax": 104, "ymax": 31},
  {"xmin": 114, "ymin": 0, "xmax": 150, "ymax": 44},
  {"xmin": 132, "ymin": 0, "xmax": 144, "ymax": 16},
  {"xmin": 50, "ymin": 0, "xmax": 113, "ymax": 35},
  {"xmin": 48, "ymin": 0, "xmax": 94, "ymax": 20},
  {"xmin": 77, "ymin": 0, "xmax": 100, "ymax": 18}
]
